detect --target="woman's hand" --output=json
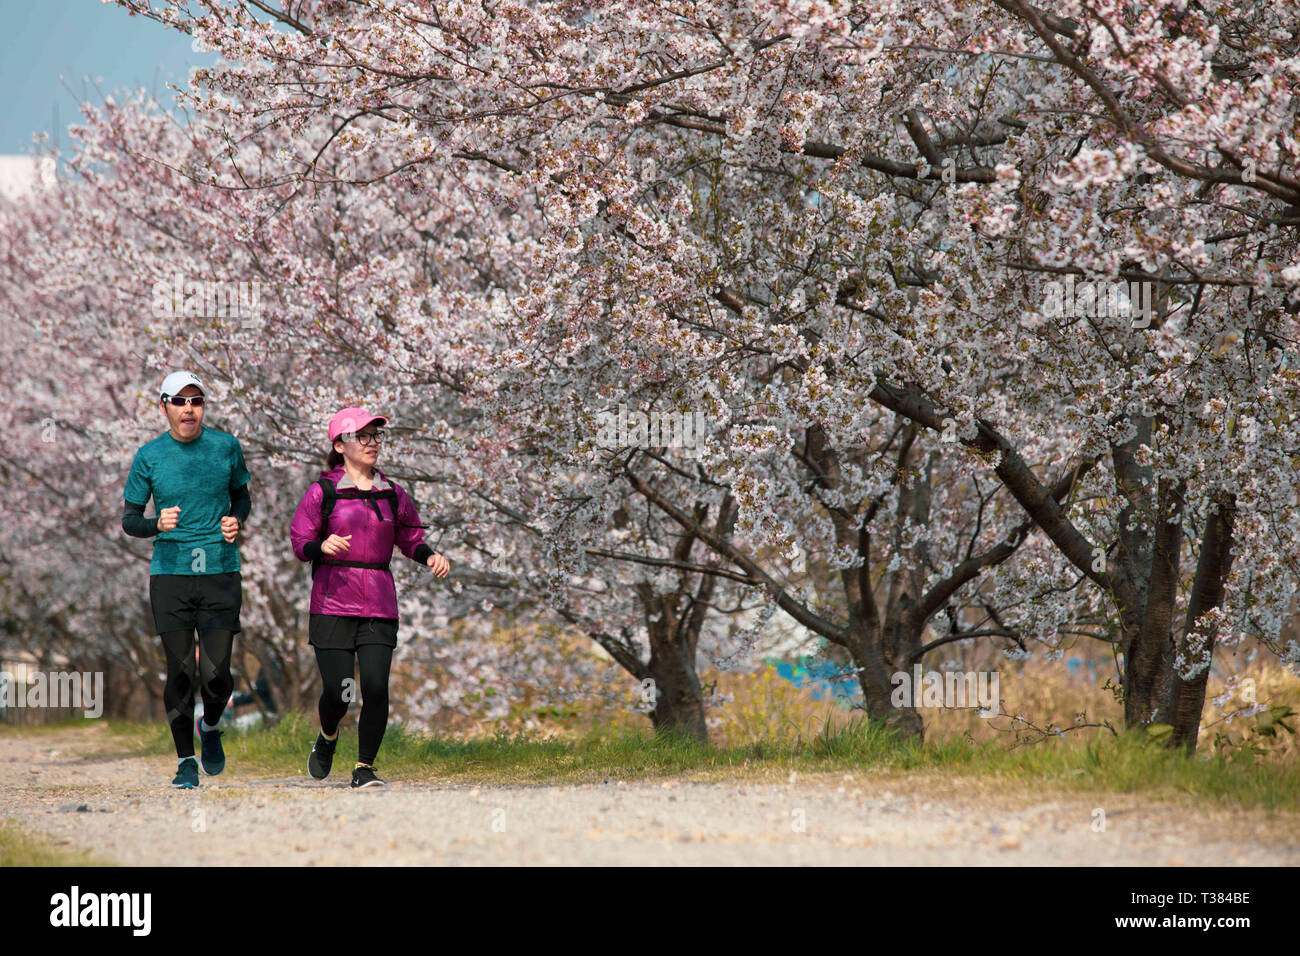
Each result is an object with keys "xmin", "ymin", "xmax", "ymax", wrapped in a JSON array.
[
  {"xmin": 220, "ymin": 516, "xmax": 240, "ymax": 543},
  {"xmin": 426, "ymin": 552, "xmax": 450, "ymax": 578},
  {"xmin": 321, "ymin": 534, "xmax": 353, "ymax": 557}
]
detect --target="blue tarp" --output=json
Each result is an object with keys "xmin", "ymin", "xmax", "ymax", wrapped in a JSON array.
[{"xmin": 769, "ymin": 657, "xmax": 861, "ymax": 703}]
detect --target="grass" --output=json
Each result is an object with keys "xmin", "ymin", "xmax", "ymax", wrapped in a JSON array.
[
  {"xmin": 89, "ymin": 709, "xmax": 1300, "ymax": 812},
  {"xmin": 0, "ymin": 818, "xmax": 112, "ymax": 866}
]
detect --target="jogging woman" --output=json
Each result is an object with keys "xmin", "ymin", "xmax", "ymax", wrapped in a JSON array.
[
  {"xmin": 289, "ymin": 407, "xmax": 450, "ymax": 788},
  {"xmin": 122, "ymin": 370, "xmax": 251, "ymax": 789}
]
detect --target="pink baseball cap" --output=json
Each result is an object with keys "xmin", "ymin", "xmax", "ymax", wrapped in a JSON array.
[{"xmin": 329, "ymin": 407, "xmax": 388, "ymax": 442}]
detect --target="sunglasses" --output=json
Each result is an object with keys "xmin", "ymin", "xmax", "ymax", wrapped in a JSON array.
[{"xmin": 164, "ymin": 395, "xmax": 206, "ymax": 407}]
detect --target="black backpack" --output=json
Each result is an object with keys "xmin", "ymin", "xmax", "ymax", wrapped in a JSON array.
[{"xmin": 309, "ymin": 476, "xmax": 417, "ymax": 578}]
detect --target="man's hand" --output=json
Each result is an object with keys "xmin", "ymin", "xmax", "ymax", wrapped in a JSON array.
[
  {"xmin": 426, "ymin": 552, "xmax": 450, "ymax": 578},
  {"xmin": 221, "ymin": 516, "xmax": 241, "ymax": 543},
  {"xmin": 321, "ymin": 534, "xmax": 353, "ymax": 557},
  {"xmin": 157, "ymin": 506, "xmax": 181, "ymax": 532}
]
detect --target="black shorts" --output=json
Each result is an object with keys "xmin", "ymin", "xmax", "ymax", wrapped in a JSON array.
[
  {"xmin": 309, "ymin": 614, "xmax": 398, "ymax": 650},
  {"xmin": 150, "ymin": 572, "xmax": 242, "ymax": 634}
]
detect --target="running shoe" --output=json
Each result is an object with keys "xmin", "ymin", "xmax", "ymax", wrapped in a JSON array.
[
  {"xmin": 308, "ymin": 732, "xmax": 337, "ymax": 780},
  {"xmin": 351, "ymin": 765, "xmax": 385, "ymax": 789},
  {"xmin": 172, "ymin": 757, "xmax": 200, "ymax": 789},
  {"xmin": 196, "ymin": 717, "xmax": 225, "ymax": 776}
]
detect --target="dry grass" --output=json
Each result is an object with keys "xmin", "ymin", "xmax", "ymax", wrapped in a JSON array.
[{"xmin": 502, "ymin": 652, "xmax": 1299, "ymax": 762}]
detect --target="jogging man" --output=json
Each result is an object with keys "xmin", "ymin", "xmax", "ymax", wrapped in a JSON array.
[{"xmin": 121, "ymin": 371, "xmax": 251, "ymax": 789}]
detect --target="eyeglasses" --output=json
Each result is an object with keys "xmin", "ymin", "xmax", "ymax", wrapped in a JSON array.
[
  {"xmin": 344, "ymin": 429, "xmax": 387, "ymax": 446},
  {"xmin": 164, "ymin": 395, "xmax": 206, "ymax": 407}
]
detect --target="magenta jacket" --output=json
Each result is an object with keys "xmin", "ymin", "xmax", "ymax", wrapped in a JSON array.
[{"xmin": 289, "ymin": 466, "xmax": 432, "ymax": 619}]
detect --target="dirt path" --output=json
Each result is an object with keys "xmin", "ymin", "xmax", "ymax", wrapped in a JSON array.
[{"xmin": 3, "ymin": 726, "xmax": 1296, "ymax": 866}]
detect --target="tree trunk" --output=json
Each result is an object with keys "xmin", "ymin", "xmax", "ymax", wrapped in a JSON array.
[
  {"xmin": 846, "ymin": 617, "xmax": 924, "ymax": 742},
  {"xmin": 646, "ymin": 610, "xmax": 709, "ymax": 744},
  {"xmin": 1167, "ymin": 494, "xmax": 1237, "ymax": 752},
  {"xmin": 1124, "ymin": 477, "xmax": 1184, "ymax": 726},
  {"xmin": 634, "ymin": 498, "xmax": 732, "ymax": 747},
  {"xmin": 1110, "ymin": 420, "xmax": 1154, "ymax": 727}
]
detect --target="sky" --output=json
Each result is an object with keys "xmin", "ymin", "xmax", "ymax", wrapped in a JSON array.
[{"xmin": 0, "ymin": 0, "xmax": 214, "ymax": 156}]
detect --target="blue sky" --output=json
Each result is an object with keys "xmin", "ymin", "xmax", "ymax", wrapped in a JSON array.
[{"xmin": 0, "ymin": 0, "xmax": 214, "ymax": 155}]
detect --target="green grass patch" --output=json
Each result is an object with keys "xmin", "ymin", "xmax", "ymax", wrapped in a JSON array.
[
  {"xmin": 0, "ymin": 819, "xmax": 112, "ymax": 867},
  {"xmin": 89, "ymin": 714, "xmax": 1300, "ymax": 810}
]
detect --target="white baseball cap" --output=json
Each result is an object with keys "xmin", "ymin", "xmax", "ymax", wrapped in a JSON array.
[{"xmin": 159, "ymin": 370, "xmax": 204, "ymax": 401}]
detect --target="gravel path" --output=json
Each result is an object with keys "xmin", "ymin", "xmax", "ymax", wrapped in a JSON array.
[{"xmin": 3, "ymin": 726, "xmax": 1297, "ymax": 866}]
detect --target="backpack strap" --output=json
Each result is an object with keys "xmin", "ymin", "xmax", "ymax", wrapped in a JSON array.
[
  {"xmin": 319, "ymin": 477, "xmax": 338, "ymax": 524},
  {"xmin": 318, "ymin": 558, "xmax": 392, "ymax": 571},
  {"xmin": 310, "ymin": 478, "xmax": 335, "ymax": 579},
  {"xmin": 334, "ymin": 486, "xmax": 398, "ymax": 522},
  {"xmin": 377, "ymin": 477, "xmax": 430, "ymax": 531},
  {"xmin": 335, "ymin": 475, "xmax": 429, "ymax": 532}
]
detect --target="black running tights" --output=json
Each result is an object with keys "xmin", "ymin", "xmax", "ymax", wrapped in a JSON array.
[
  {"xmin": 314, "ymin": 645, "xmax": 393, "ymax": 766},
  {"xmin": 159, "ymin": 629, "xmax": 235, "ymax": 758}
]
